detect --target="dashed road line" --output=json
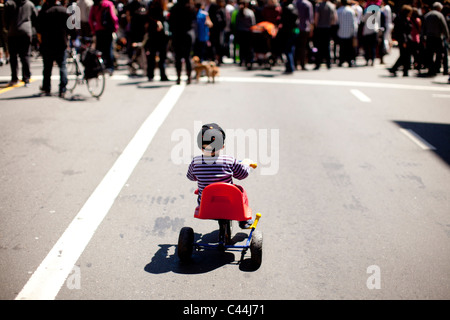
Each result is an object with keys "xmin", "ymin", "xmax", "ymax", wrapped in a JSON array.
[{"xmin": 350, "ymin": 89, "xmax": 371, "ymax": 102}]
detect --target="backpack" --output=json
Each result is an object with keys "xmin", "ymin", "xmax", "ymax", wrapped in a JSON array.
[
  {"xmin": 81, "ymin": 48, "xmax": 104, "ymax": 79},
  {"xmin": 101, "ymin": 6, "xmax": 115, "ymax": 32}
]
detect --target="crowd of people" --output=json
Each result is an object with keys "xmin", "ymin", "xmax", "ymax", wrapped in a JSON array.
[{"xmin": 0, "ymin": 0, "xmax": 449, "ymax": 91}]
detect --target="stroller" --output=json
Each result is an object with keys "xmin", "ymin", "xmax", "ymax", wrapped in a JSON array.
[{"xmin": 249, "ymin": 21, "xmax": 278, "ymax": 70}]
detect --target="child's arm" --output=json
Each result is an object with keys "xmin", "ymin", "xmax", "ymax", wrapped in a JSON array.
[
  {"xmin": 231, "ymin": 158, "xmax": 251, "ymax": 180},
  {"xmin": 186, "ymin": 160, "xmax": 197, "ymax": 181}
]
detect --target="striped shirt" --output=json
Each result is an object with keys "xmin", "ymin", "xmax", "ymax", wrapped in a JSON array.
[{"xmin": 187, "ymin": 154, "xmax": 250, "ymax": 204}]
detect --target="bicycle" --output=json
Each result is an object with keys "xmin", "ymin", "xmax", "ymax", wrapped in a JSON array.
[{"xmin": 66, "ymin": 38, "xmax": 106, "ymax": 99}]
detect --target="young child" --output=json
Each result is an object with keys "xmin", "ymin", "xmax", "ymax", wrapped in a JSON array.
[{"xmin": 186, "ymin": 123, "xmax": 254, "ymax": 229}]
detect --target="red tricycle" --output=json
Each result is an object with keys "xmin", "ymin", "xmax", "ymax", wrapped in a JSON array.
[{"xmin": 177, "ymin": 182, "xmax": 263, "ymax": 269}]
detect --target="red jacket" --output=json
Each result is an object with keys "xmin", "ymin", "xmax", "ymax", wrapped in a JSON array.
[{"xmin": 89, "ymin": 0, "xmax": 119, "ymax": 33}]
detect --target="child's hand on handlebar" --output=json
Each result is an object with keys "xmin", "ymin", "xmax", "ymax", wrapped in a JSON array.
[{"xmin": 241, "ymin": 158, "xmax": 258, "ymax": 169}]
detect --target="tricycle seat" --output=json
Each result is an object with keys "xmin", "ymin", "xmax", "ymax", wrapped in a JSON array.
[{"xmin": 194, "ymin": 183, "xmax": 252, "ymax": 221}]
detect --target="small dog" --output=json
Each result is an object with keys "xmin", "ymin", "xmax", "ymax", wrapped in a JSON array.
[{"xmin": 192, "ymin": 56, "xmax": 219, "ymax": 83}]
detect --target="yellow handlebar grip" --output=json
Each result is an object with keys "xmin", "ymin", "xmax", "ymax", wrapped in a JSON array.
[{"xmin": 250, "ymin": 213, "xmax": 262, "ymax": 229}]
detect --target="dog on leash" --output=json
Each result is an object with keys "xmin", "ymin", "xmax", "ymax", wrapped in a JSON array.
[{"xmin": 192, "ymin": 56, "xmax": 220, "ymax": 83}]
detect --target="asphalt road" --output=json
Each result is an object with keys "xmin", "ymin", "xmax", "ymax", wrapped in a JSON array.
[{"xmin": 1, "ymin": 49, "xmax": 450, "ymax": 301}]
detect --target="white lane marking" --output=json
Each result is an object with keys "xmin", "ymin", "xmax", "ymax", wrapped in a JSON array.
[
  {"xmin": 15, "ymin": 84, "xmax": 185, "ymax": 300},
  {"xmin": 350, "ymin": 89, "xmax": 371, "ymax": 102},
  {"xmin": 432, "ymin": 94, "xmax": 450, "ymax": 98},
  {"xmin": 399, "ymin": 128, "xmax": 437, "ymax": 150},
  {"xmin": 218, "ymin": 76, "xmax": 450, "ymax": 92},
  {"xmin": 2, "ymin": 75, "xmax": 449, "ymax": 92}
]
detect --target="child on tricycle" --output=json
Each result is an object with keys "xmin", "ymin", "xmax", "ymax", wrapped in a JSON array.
[{"xmin": 178, "ymin": 123, "xmax": 262, "ymax": 268}]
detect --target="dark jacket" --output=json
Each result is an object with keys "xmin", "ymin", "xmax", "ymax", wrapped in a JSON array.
[
  {"xmin": 36, "ymin": 2, "xmax": 69, "ymax": 53},
  {"xmin": 279, "ymin": 1, "xmax": 298, "ymax": 35},
  {"xmin": 422, "ymin": 9, "xmax": 449, "ymax": 39},
  {"xmin": 168, "ymin": 0, "xmax": 196, "ymax": 39},
  {"xmin": 392, "ymin": 14, "xmax": 412, "ymax": 45},
  {"xmin": 4, "ymin": 0, "xmax": 37, "ymax": 38}
]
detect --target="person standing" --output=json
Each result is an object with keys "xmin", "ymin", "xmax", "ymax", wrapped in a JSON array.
[
  {"xmin": 145, "ymin": 0, "xmax": 169, "ymax": 81},
  {"xmin": 0, "ymin": 0, "xmax": 10, "ymax": 66},
  {"xmin": 360, "ymin": 4, "xmax": 380, "ymax": 66},
  {"xmin": 278, "ymin": 0, "xmax": 298, "ymax": 74},
  {"xmin": 421, "ymin": 2, "xmax": 449, "ymax": 76},
  {"xmin": 89, "ymin": 0, "xmax": 119, "ymax": 75},
  {"xmin": 380, "ymin": 0, "xmax": 393, "ymax": 57},
  {"xmin": 4, "ymin": 0, "xmax": 37, "ymax": 87},
  {"xmin": 194, "ymin": 0, "xmax": 213, "ymax": 62},
  {"xmin": 36, "ymin": 0, "xmax": 70, "ymax": 97},
  {"xmin": 295, "ymin": 0, "xmax": 313, "ymax": 70},
  {"xmin": 168, "ymin": 0, "xmax": 196, "ymax": 84},
  {"xmin": 388, "ymin": 5, "xmax": 413, "ymax": 77},
  {"xmin": 206, "ymin": 0, "xmax": 226, "ymax": 65},
  {"xmin": 336, "ymin": 0, "xmax": 357, "ymax": 67},
  {"xmin": 78, "ymin": 0, "xmax": 94, "ymax": 38},
  {"xmin": 124, "ymin": 0, "xmax": 147, "ymax": 69},
  {"xmin": 235, "ymin": 0, "xmax": 256, "ymax": 69},
  {"xmin": 313, "ymin": 0, "xmax": 337, "ymax": 70}
]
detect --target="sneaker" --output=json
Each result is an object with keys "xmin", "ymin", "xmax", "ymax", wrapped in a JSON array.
[{"xmin": 239, "ymin": 219, "xmax": 254, "ymax": 229}]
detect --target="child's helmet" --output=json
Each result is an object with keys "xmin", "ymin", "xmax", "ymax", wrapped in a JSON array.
[{"xmin": 197, "ymin": 123, "xmax": 226, "ymax": 152}]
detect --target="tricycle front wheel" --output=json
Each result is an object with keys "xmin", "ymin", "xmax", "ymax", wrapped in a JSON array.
[
  {"xmin": 178, "ymin": 227, "xmax": 194, "ymax": 262},
  {"xmin": 250, "ymin": 230, "xmax": 263, "ymax": 269}
]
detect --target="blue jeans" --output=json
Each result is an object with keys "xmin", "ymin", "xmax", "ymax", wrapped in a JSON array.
[
  {"xmin": 283, "ymin": 33, "xmax": 296, "ymax": 72},
  {"xmin": 42, "ymin": 50, "xmax": 68, "ymax": 93}
]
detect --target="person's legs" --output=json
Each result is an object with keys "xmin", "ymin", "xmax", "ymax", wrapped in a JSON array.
[
  {"xmin": 158, "ymin": 40, "xmax": 168, "ymax": 80},
  {"xmin": 57, "ymin": 50, "xmax": 68, "ymax": 95},
  {"xmin": 18, "ymin": 36, "xmax": 32, "ymax": 83},
  {"xmin": 146, "ymin": 46, "xmax": 156, "ymax": 80},
  {"xmin": 7, "ymin": 37, "xmax": 19, "ymax": 83},
  {"xmin": 41, "ymin": 51, "xmax": 53, "ymax": 93}
]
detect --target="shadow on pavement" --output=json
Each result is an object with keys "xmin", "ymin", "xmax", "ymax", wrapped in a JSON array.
[
  {"xmin": 144, "ymin": 230, "xmax": 258, "ymax": 275},
  {"xmin": 394, "ymin": 121, "xmax": 450, "ymax": 167}
]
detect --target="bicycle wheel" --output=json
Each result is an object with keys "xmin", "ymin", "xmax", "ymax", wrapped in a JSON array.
[
  {"xmin": 66, "ymin": 52, "xmax": 80, "ymax": 92},
  {"xmin": 86, "ymin": 69, "xmax": 105, "ymax": 99}
]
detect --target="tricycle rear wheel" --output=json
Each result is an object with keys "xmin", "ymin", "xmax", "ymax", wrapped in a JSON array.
[{"xmin": 178, "ymin": 227, "xmax": 194, "ymax": 262}]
